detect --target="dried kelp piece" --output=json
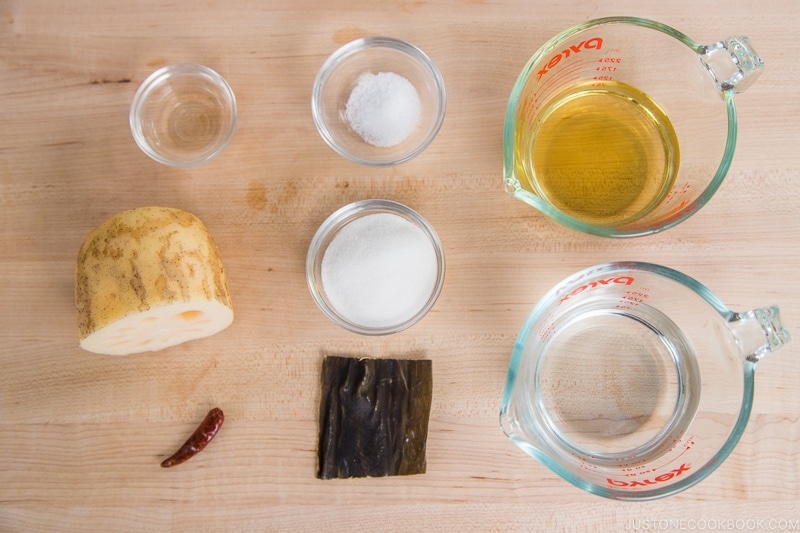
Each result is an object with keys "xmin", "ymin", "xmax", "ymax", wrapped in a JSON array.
[{"xmin": 317, "ymin": 356, "xmax": 433, "ymax": 479}]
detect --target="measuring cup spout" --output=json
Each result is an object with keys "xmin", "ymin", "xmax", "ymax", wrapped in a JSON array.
[
  {"xmin": 500, "ymin": 404, "xmax": 524, "ymax": 440},
  {"xmin": 500, "ymin": 401, "xmax": 547, "ymax": 457},
  {"xmin": 727, "ymin": 306, "xmax": 791, "ymax": 362},
  {"xmin": 699, "ymin": 36, "xmax": 764, "ymax": 93}
]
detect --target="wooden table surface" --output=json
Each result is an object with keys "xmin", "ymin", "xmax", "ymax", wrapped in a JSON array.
[{"xmin": 2, "ymin": 1, "xmax": 798, "ymax": 531}]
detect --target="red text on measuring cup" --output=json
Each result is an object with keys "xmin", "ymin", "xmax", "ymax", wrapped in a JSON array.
[
  {"xmin": 607, "ymin": 463, "xmax": 692, "ymax": 488},
  {"xmin": 558, "ymin": 275, "xmax": 633, "ymax": 304},
  {"xmin": 537, "ymin": 37, "xmax": 604, "ymax": 81}
]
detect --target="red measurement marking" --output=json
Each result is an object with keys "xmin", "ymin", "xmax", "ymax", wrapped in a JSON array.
[
  {"xmin": 615, "ymin": 288, "xmax": 650, "ymax": 310},
  {"xmin": 663, "ymin": 182, "xmax": 692, "ymax": 205},
  {"xmin": 543, "ymin": 61, "xmax": 588, "ymax": 91},
  {"xmin": 528, "ymin": 60, "xmax": 591, "ymax": 116},
  {"xmin": 648, "ymin": 435, "xmax": 695, "ymax": 475},
  {"xmin": 536, "ymin": 319, "xmax": 558, "ymax": 342}
]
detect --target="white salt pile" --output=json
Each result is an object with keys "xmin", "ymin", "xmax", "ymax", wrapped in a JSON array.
[
  {"xmin": 321, "ymin": 212, "xmax": 437, "ymax": 329},
  {"xmin": 345, "ymin": 72, "xmax": 421, "ymax": 147}
]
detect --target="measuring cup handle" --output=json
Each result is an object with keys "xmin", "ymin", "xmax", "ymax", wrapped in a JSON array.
[
  {"xmin": 699, "ymin": 36, "xmax": 765, "ymax": 93},
  {"xmin": 728, "ymin": 306, "xmax": 791, "ymax": 362}
]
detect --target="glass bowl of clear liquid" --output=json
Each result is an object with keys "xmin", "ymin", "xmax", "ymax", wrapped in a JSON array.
[{"xmin": 130, "ymin": 63, "xmax": 237, "ymax": 167}]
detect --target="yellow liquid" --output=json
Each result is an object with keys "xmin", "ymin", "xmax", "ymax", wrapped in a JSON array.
[{"xmin": 517, "ymin": 80, "xmax": 679, "ymax": 226}]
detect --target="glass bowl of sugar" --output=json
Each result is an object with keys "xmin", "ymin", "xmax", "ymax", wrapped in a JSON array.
[
  {"xmin": 311, "ymin": 37, "xmax": 446, "ymax": 166},
  {"xmin": 306, "ymin": 199, "xmax": 445, "ymax": 335}
]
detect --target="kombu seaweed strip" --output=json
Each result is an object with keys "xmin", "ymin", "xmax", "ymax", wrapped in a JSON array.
[{"xmin": 317, "ymin": 356, "xmax": 433, "ymax": 479}]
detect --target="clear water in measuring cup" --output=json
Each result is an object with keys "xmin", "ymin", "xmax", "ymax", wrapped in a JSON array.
[{"xmin": 524, "ymin": 296, "xmax": 700, "ymax": 465}]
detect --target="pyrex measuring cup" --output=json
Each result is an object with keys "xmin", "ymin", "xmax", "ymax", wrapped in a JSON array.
[
  {"xmin": 503, "ymin": 17, "xmax": 765, "ymax": 237},
  {"xmin": 500, "ymin": 262, "xmax": 790, "ymax": 500}
]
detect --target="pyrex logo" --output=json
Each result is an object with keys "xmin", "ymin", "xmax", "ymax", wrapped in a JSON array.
[
  {"xmin": 558, "ymin": 275, "xmax": 633, "ymax": 304},
  {"xmin": 607, "ymin": 463, "xmax": 691, "ymax": 488},
  {"xmin": 537, "ymin": 37, "xmax": 603, "ymax": 81}
]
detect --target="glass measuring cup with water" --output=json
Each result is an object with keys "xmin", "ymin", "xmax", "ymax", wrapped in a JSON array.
[
  {"xmin": 503, "ymin": 17, "xmax": 764, "ymax": 237},
  {"xmin": 500, "ymin": 262, "xmax": 790, "ymax": 500}
]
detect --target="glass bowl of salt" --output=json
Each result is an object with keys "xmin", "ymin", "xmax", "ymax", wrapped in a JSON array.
[
  {"xmin": 311, "ymin": 36, "xmax": 446, "ymax": 166},
  {"xmin": 306, "ymin": 199, "xmax": 445, "ymax": 335}
]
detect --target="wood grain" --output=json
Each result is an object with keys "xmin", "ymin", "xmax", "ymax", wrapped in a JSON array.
[{"xmin": 1, "ymin": 0, "xmax": 799, "ymax": 530}]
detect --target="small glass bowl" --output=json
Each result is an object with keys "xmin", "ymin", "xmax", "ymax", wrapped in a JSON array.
[
  {"xmin": 130, "ymin": 63, "xmax": 237, "ymax": 167},
  {"xmin": 306, "ymin": 199, "xmax": 446, "ymax": 335},
  {"xmin": 311, "ymin": 37, "xmax": 446, "ymax": 166}
]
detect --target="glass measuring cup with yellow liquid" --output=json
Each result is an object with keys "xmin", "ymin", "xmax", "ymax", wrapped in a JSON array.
[{"xmin": 504, "ymin": 17, "xmax": 764, "ymax": 237}]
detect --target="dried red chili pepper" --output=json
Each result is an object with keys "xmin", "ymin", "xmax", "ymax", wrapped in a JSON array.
[{"xmin": 161, "ymin": 407, "xmax": 224, "ymax": 468}]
